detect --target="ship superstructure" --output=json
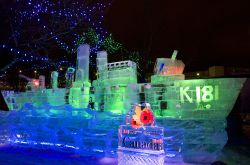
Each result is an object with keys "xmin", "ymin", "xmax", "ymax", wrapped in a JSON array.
[
  {"xmin": 1, "ymin": 46, "xmax": 246, "ymax": 118},
  {"xmin": 93, "ymin": 51, "xmax": 138, "ymax": 113}
]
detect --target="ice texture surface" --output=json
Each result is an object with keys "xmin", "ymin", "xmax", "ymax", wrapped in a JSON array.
[
  {"xmin": 0, "ymin": 104, "xmax": 123, "ymax": 157},
  {"xmin": 0, "ymin": 104, "xmax": 230, "ymax": 164}
]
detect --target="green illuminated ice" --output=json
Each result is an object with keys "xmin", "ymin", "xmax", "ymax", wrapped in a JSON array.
[
  {"xmin": 144, "ymin": 54, "xmax": 245, "ymax": 119},
  {"xmin": 1, "ymin": 45, "xmax": 245, "ymax": 120},
  {"xmin": 93, "ymin": 51, "xmax": 138, "ymax": 113},
  {"xmin": 69, "ymin": 45, "xmax": 91, "ymax": 108}
]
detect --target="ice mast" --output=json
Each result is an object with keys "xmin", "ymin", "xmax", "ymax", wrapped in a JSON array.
[{"xmin": 69, "ymin": 44, "xmax": 91, "ymax": 108}]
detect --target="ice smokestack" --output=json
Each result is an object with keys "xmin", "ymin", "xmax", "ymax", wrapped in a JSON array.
[
  {"xmin": 51, "ymin": 71, "xmax": 58, "ymax": 89},
  {"xmin": 77, "ymin": 44, "xmax": 90, "ymax": 82}
]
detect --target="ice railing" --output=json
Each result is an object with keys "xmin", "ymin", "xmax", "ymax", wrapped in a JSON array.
[
  {"xmin": 107, "ymin": 61, "xmax": 136, "ymax": 71},
  {"xmin": 96, "ymin": 61, "xmax": 137, "ymax": 81},
  {"xmin": 96, "ymin": 62, "xmax": 137, "ymax": 81},
  {"xmin": 97, "ymin": 70, "xmax": 137, "ymax": 81}
]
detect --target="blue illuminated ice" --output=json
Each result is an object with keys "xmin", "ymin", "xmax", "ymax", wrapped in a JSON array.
[
  {"xmin": 0, "ymin": 104, "xmax": 123, "ymax": 157},
  {"xmin": 0, "ymin": 103, "xmax": 230, "ymax": 164}
]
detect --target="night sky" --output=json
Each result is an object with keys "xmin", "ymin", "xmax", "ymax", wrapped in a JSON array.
[
  {"xmin": 105, "ymin": 0, "xmax": 250, "ymax": 71},
  {"xmin": 0, "ymin": 0, "xmax": 249, "ymax": 73}
]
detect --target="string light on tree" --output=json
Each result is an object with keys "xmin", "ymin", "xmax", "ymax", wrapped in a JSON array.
[
  {"xmin": 102, "ymin": 34, "xmax": 122, "ymax": 54},
  {"xmin": 1, "ymin": 0, "xmax": 112, "ymax": 75}
]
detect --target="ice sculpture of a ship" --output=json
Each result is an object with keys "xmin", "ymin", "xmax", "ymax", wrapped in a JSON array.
[{"xmin": 0, "ymin": 45, "xmax": 247, "ymax": 164}]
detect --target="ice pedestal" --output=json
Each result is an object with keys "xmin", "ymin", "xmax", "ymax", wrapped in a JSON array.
[{"xmin": 118, "ymin": 150, "xmax": 165, "ymax": 165}]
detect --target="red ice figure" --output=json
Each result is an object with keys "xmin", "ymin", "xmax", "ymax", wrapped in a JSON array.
[{"xmin": 140, "ymin": 108, "xmax": 154, "ymax": 125}]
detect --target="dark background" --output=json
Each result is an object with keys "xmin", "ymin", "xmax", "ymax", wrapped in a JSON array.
[
  {"xmin": 0, "ymin": 0, "xmax": 249, "ymax": 77},
  {"xmin": 105, "ymin": 0, "xmax": 250, "ymax": 72}
]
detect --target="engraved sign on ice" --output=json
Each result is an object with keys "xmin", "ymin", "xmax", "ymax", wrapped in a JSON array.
[
  {"xmin": 180, "ymin": 85, "xmax": 219, "ymax": 104},
  {"xmin": 118, "ymin": 103, "xmax": 165, "ymax": 165},
  {"xmin": 118, "ymin": 103, "xmax": 164, "ymax": 153}
]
